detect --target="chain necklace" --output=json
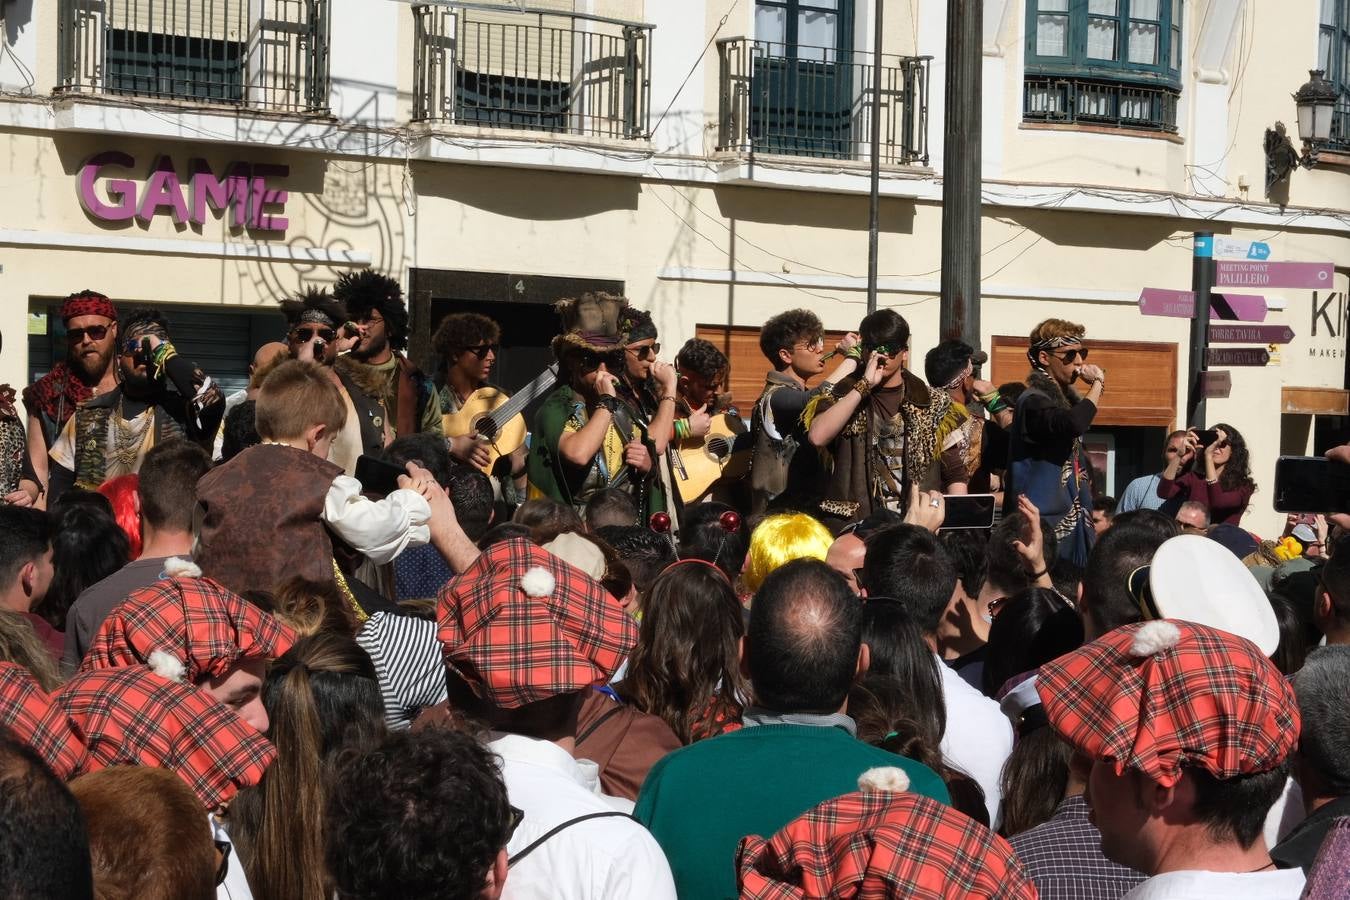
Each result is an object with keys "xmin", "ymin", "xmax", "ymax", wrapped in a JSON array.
[{"xmin": 109, "ymin": 398, "xmax": 152, "ymax": 471}]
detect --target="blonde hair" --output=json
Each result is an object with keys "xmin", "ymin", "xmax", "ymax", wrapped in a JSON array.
[
  {"xmin": 270, "ymin": 577, "xmax": 358, "ymax": 638},
  {"xmin": 255, "ymin": 360, "xmax": 346, "ymax": 442},
  {"xmin": 0, "ymin": 611, "xmax": 62, "ymax": 691},
  {"xmin": 743, "ymin": 513, "xmax": 835, "ymax": 594},
  {"xmin": 1029, "ymin": 318, "xmax": 1086, "ymax": 346}
]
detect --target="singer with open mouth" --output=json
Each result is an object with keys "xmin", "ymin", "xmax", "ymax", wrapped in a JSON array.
[{"xmin": 1006, "ymin": 318, "xmax": 1106, "ymax": 567}]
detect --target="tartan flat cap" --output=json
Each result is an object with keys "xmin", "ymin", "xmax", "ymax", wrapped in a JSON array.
[
  {"xmin": 737, "ymin": 789, "xmax": 1036, "ymax": 899},
  {"xmin": 437, "ymin": 537, "xmax": 638, "ymax": 709},
  {"xmin": 0, "ymin": 663, "xmax": 88, "ymax": 780},
  {"xmin": 1038, "ymin": 619, "xmax": 1297, "ymax": 788},
  {"xmin": 82, "ymin": 560, "xmax": 294, "ymax": 683},
  {"xmin": 56, "ymin": 667, "xmax": 275, "ymax": 812}
]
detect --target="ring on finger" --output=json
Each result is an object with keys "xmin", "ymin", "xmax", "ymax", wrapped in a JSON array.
[{"xmin": 929, "ymin": 498, "xmax": 941, "ymax": 508}]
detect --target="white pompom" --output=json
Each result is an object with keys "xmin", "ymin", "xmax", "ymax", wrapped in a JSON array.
[
  {"xmin": 857, "ymin": 766, "xmax": 911, "ymax": 794},
  {"xmin": 147, "ymin": 650, "xmax": 186, "ymax": 682},
  {"xmin": 164, "ymin": 557, "xmax": 202, "ymax": 578},
  {"xmin": 520, "ymin": 567, "xmax": 556, "ymax": 598},
  {"xmin": 1130, "ymin": 620, "xmax": 1183, "ymax": 658}
]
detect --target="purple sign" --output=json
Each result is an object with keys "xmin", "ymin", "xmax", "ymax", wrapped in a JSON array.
[
  {"xmin": 1206, "ymin": 347, "xmax": 1271, "ymax": 367},
  {"xmin": 1139, "ymin": 288, "xmax": 1267, "ymax": 321},
  {"xmin": 1215, "ymin": 261, "xmax": 1334, "ymax": 289},
  {"xmin": 1209, "ymin": 293, "xmax": 1268, "ymax": 322},
  {"xmin": 1208, "ymin": 324, "xmax": 1294, "ymax": 344},
  {"xmin": 79, "ymin": 152, "xmax": 289, "ymax": 232}
]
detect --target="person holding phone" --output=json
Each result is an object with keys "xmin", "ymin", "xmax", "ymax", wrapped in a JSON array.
[
  {"xmin": 1006, "ymin": 318, "xmax": 1103, "ymax": 567},
  {"xmin": 1156, "ymin": 423, "xmax": 1255, "ymax": 526}
]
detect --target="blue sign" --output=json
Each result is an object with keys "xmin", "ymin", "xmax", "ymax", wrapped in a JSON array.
[
  {"xmin": 1194, "ymin": 235, "xmax": 1213, "ymax": 258},
  {"xmin": 1247, "ymin": 241, "xmax": 1271, "ymax": 260}
]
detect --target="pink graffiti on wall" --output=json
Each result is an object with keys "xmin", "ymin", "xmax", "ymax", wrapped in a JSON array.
[{"xmin": 78, "ymin": 152, "xmax": 289, "ymax": 232}]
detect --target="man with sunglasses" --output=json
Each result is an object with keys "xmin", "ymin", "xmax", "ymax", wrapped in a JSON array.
[
  {"xmin": 614, "ymin": 307, "xmax": 681, "ymax": 520},
  {"xmin": 1116, "ymin": 430, "xmax": 1190, "ymax": 515},
  {"xmin": 46, "ymin": 307, "xmax": 223, "ymax": 498},
  {"xmin": 804, "ymin": 309, "xmax": 970, "ymax": 528},
  {"xmin": 22, "ymin": 291, "xmax": 122, "ymax": 502},
  {"xmin": 1006, "ymin": 318, "xmax": 1106, "ymax": 567}
]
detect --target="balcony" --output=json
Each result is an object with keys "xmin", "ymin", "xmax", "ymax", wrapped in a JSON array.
[
  {"xmin": 1023, "ymin": 75, "xmax": 1179, "ymax": 134},
  {"xmin": 412, "ymin": 1, "xmax": 652, "ymax": 141},
  {"xmin": 716, "ymin": 38, "xmax": 931, "ymax": 167},
  {"xmin": 56, "ymin": 0, "xmax": 331, "ymax": 114}
]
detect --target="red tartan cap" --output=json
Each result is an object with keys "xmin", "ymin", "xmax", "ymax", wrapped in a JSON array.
[
  {"xmin": 56, "ymin": 667, "xmax": 275, "ymax": 812},
  {"xmin": 59, "ymin": 290, "xmax": 117, "ymax": 323},
  {"xmin": 1038, "ymin": 620, "xmax": 1298, "ymax": 788},
  {"xmin": 437, "ymin": 538, "xmax": 638, "ymax": 709},
  {"xmin": 82, "ymin": 561, "xmax": 295, "ymax": 684},
  {"xmin": 0, "ymin": 663, "xmax": 89, "ymax": 780},
  {"xmin": 737, "ymin": 787, "xmax": 1036, "ymax": 899}
]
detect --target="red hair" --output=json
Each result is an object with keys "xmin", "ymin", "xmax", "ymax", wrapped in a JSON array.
[{"xmin": 97, "ymin": 474, "xmax": 142, "ymax": 559}]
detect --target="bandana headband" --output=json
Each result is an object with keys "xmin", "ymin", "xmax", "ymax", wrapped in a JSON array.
[
  {"xmin": 943, "ymin": 362, "xmax": 974, "ymax": 391},
  {"xmin": 60, "ymin": 292, "xmax": 118, "ymax": 323},
  {"xmin": 298, "ymin": 309, "xmax": 338, "ymax": 327},
  {"xmin": 1026, "ymin": 334, "xmax": 1081, "ymax": 368}
]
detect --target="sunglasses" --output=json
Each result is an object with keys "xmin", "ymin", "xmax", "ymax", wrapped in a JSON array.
[
  {"xmin": 579, "ymin": 351, "xmax": 625, "ymax": 372},
  {"xmin": 794, "ymin": 338, "xmax": 825, "ymax": 352},
  {"xmin": 507, "ymin": 805, "xmax": 525, "ymax": 843},
  {"xmin": 987, "ymin": 596, "xmax": 1011, "ymax": 619},
  {"xmin": 1055, "ymin": 348, "xmax": 1088, "ymax": 363},
  {"xmin": 1127, "ymin": 565, "xmax": 1161, "ymax": 621},
  {"xmin": 626, "ymin": 342, "xmax": 661, "ymax": 359},
  {"xmin": 866, "ymin": 343, "xmax": 905, "ymax": 357},
  {"xmin": 214, "ymin": 840, "xmax": 232, "ymax": 887},
  {"xmin": 66, "ymin": 325, "xmax": 110, "ymax": 343},
  {"xmin": 293, "ymin": 326, "xmax": 337, "ymax": 343},
  {"xmin": 462, "ymin": 343, "xmax": 499, "ymax": 359}
]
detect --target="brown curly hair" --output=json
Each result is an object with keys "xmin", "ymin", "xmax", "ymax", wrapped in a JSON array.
[{"xmin": 431, "ymin": 313, "xmax": 500, "ymax": 368}]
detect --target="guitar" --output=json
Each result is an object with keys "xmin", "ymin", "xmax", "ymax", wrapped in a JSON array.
[
  {"xmin": 442, "ymin": 364, "xmax": 559, "ymax": 475},
  {"xmin": 673, "ymin": 408, "xmax": 752, "ymax": 504}
]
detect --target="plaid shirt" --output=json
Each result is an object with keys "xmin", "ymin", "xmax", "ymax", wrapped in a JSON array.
[
  {"xmin": 438, "ymin": 538, "xmax": 637, "ymax": 708},
  {"xmin": 1038, "ymin": 620, "xmax": 1298, "ymax": 787},
  {"xmin": 82, "ymin": 575, "xmax": 294, "ymax": 682},
  {"xmin": 1009, "ymin": 795, "xmax": 1146, "ymax": 900},
  {"xmin": 56, "ymin": 667, "xmax": 275, "ymax": 812},
  {"xmin": 0, "ymin": 663, "xmax": 87, "ymax": 779},
  {"xmin": 737, "ymin": 790, "xmax": 1037, "ymax": 899}
]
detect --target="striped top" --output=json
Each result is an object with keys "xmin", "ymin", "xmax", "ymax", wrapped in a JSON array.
[{"xmin": 355, "ymin": 612, "xmax": 447, "ymax": 731}]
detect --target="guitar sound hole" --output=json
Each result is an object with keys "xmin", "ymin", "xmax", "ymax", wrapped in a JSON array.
[
  {"xmin": 706, "ymin": 437, "xmax": 731, "ymax": 463},
  {"xmin": 476, "ymin": 417, "xmax": 499, "ymax": 440}
]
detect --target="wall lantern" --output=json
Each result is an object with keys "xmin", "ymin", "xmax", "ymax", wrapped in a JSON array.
[{"xmin": 1264, "ymin": 70, "xmax": 1340, "ymax": 196}]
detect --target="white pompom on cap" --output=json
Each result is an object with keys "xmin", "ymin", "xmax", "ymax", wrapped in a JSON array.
[
  {"xmin": 147, "ymin": 650, "xmax": 187, "ymax": 682},
  {"xmin": 520, "ymin": 567, "xmax": 556, "ymax": 598},
  {"xmin": 857, "ymin": 766, "xmax": 911, "ymax": 794},
  {"xmin": 164, "ymin": 557, "xmax": 202, "ymax": 578},
  {"xmin": 1129, "ymin": 620, "xmax": 1183, "ymax": 658}
]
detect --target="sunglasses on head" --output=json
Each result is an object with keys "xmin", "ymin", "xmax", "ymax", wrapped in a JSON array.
[
  {"xmin": 1055, "ymin": 348, "xmax": 1088, "ymax": 363},
  {"xmin": 626, "ymin": 342, "xmax": 661, "ymax": 359},
  {"xmin": 462, "ymin": 343, "xmax": 499, "ymax": 359},
  {"xmin": 66, "ymin": 325, "xmax": 109, "ymax": 343},
  {"xmin": 293, "ymin": 326, "xmax": 337, "ymax": 343}
]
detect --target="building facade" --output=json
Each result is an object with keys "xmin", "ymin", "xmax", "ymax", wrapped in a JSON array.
[{"xmin": 0, "ymin": 0, "xmax": 1346, "ymax": 533}]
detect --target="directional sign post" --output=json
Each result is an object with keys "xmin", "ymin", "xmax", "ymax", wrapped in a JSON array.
[
  {"xmin": 1214, "ymin": 237, "xmax": 1272, "ymax": 260},
  {"xmin": 1201, "ymin": 370, "xmax": 1232, "ymax": 400},
  {"xmin": 1216, "ymin": 261, "xmax": 1334, "ymax": 289},
  {"xmin": 1208, "ymin": 324, "xmax": 1295, "ymax": 344},
  {"xmin": 1138, "ymin": 289, "xmax": 1268, "ymax": 322},
  {"xmin": 1206, "ymin": 347, "xmax": 1271, "ymax": 367}
]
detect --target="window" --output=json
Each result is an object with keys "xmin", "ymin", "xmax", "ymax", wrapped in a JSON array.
[
  {"xmin": 1320, "ymin": 0, "xmax": 1350, "ymax": 150},
  {"xmin": 1024, "ymin": 0, "xmax": 1182, "ymax": 133},
  {"xmin": 105, "ymin": 30, "xmax": 245, "ymax": 103}
]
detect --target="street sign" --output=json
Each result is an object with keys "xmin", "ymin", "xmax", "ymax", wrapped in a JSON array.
[
  {"xmin": 1214, "ymin": 237, "xmax": 1272, "ymax": 260},
  {"xmin": 1200, "ymin": 370, "xmax": 1232, "ymax": 399},
  {"xmin": 1138, "ymin": 289, "xmax": 1267, "ymax": 321},
  {"xmin": 1206, "ymin": 347, "xmax": 1270, "ymax": 367},
  {"xmin": 1215, "ymin": 261, "xmax": 1334, "ymax": 289},
  {"xmin": 1208, "ymin": 324, "xmax": 1295, "ymax": 344}
]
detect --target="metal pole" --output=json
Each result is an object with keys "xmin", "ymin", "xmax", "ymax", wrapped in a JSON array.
[
  {"xmin": 939, "ymin": 0, "xmax": 982, "ymax": 345},
  {"xmin": 866, "ymin": 0, "xmax": 885, "ymax": 314},
  {"xmin": 1187, "ymin": 232, "xmax": 1215, "ymax": 427}
]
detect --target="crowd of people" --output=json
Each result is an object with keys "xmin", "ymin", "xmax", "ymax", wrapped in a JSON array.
[{"xmin": 0, "ymin": 281, "xmax": 1346, "ymax": 899}]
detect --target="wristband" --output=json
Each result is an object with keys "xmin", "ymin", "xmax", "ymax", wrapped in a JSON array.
[
  {"xmin": 674, "ymin": 418, "xmax": 690, "ymax": 440},
  {"xmin": 596, "ymin": 396, "xmax": 620, "ymax": 415},
  {"xmin": 984, "ymin": 394, "xmax": 1007, "ymax": 415},
  {"xmin": 844, "ymin": 346, "xmax": 863, "ymax": 360},
  {"xmin": 1030, "ymin": 566, "xmax": 1049, "ymax": 579},
  {"xmin": 658, "ymin": 396, "xmax": 677, "ymax": 405},
  {"xmin": 853, "ymin": 380, "xmax": 872, "ymax": 398}
]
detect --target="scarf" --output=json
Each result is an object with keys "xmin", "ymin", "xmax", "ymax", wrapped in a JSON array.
[{"xmin": 21, "ymin": 362, "xmax": 94, "ymax": 428}]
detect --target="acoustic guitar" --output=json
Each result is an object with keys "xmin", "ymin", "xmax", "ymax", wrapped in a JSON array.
[
  {"xmin": 442, "ymin": 365, "xmax": 559, "ymax": 475},
  {"xmin": 672, "ymin": 409, "xmax": 751, "ymax": 504}
]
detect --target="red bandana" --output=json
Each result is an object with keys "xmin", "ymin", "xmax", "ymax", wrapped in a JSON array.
[{"xmin": 59, "ymin": 291, "xmax": 118, "ymax": 323}]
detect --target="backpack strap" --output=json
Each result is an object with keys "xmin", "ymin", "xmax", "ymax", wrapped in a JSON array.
[{"xmin": 508, "ymin": 812, "xmax": 638, "ymax": 867}]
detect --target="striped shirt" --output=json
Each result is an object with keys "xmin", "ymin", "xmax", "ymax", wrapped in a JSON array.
[
  {"xmin": 355, "ymin": 612, "xmax": 447, "ymax": 731},
  {"xmin": 1009, "ymin": 794, "xmax": 1147, "ymax": 900}
]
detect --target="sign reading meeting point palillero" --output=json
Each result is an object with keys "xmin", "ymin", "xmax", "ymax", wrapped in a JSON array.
[{"xmin": 78, "ymin": 152, "xmax": 289, "ymax": 232}]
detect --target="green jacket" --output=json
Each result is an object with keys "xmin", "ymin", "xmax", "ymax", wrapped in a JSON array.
[{"xmin": 634, "ymin": 722, "xmax": 950, "ymax": 899}]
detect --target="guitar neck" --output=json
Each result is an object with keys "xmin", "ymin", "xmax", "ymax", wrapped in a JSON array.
[{"xmin": 488, "ymin": 364, "xmax": 559, "ymax": 427}]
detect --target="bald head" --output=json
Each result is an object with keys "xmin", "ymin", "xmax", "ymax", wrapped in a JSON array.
[
  {"xmin": 252, "ymin": 341, "xmax": 288, "ymax": 372},
  {"xmin": 744, "ymin": 558, "xmax": 863, "ymax": 714},
  {"xmin": 826, "ymin": 533, "xmax": 866, "ymax": 593}
]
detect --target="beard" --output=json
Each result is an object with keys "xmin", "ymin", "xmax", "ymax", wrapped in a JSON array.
[
  {"xmin": 72, "ymin": 345, "xmax": 113, "ymax": 381},
  {"xmin": 351, "ymin": 333, "xmax": 388, "ymax": 361},
  {"xmin": 119, "ymin": 367, "xmax": 155, "ymax": 396}
]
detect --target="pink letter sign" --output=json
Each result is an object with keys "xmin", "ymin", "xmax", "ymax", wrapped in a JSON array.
[
  {"xmin": 78, "ymin": 151, "xmax": 138, "ymax": 221},
  {"xmin": 80, "ymin": 153, "xmax": 288, "ymax": 233}
]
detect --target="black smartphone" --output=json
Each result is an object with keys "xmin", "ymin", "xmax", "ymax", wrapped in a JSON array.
[
  {"xmin": 355, "ymin": 454, "xmax": 407, "ymax": 497},
  {"xmin": 1274, "ymin": 456, "xmax": 1350, "ymax": 513},
  {"xmin": 940, "ymin": 493, "xmax": 998, "ymax": 530},
  {"xmin": 1194, "ymin": 429, "xmax": 1220, "ymax": 448}
]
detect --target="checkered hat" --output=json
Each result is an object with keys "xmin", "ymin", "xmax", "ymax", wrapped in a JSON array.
[
  {"xmin": 437, "ymin": 538, "xmax": 638, "ymax": 708},
  {"xmin": 56, "ymin": 667, "xmax": 275, "ymax": 812},
  {"xmin": 1038, "ymin": 620, "xmax": 1298, "ymax": 788},
  {"xmin": 82, "ymin": 559, "xmax": 295, "ymax": 683},
  {"xmin": 737, "ymin": 769, "xmax": 1036, "ymax": 899},
  {"xmin": 0, "ymin": 663, "xmax": 88, "ymax": 780}
]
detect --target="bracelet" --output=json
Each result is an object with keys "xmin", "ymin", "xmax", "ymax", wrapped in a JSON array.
[
  {"xmin": 853, "ymin": 380, "xmax": 872, "ymax": 398},
  {"xmin": 658, "ymin": 396, "xmax": 677, "ymax": 404},
  {"xmin": 1206, "ymin": 477, "xmax": 1218, "ymax": 484},
  {"xmin": 984, "ymin": 395, "xmax": 1007, "ymax": 415},
  {"xmin": 1030, "ymin": 566, "xmax": 1049, "ymax": 579},
  {"xmin": 844, "ymin": 346, "xmax": 863, "ymax": 360},
  {"xmin": 674, "ymin": 418, "xmax": 690, "ymax": 440},
  {"xmin": 596, "ymin": 396, "xmax": 620, "ymax": 415}
]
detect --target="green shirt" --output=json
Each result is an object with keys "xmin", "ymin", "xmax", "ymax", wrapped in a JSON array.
[
  {"xmin": 368, "ymin": 356, "xmax": 443, "ymax": 438},
  {"xmin": 634, "ymin": 722, "xmax": 950, "ymax": 899}
]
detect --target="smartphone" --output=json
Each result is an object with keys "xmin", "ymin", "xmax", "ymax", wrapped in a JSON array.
[
  {"xmin": 1274, "ymin": 456, "xmax": 1350, "ymax": 513},
  {"xmin": 940, "ymin": 493, "xmax": 998, "ymax": 530},
  {"xmin": 355, "ymin": 454, "xmax": 407, "ymax": 497},
  {"xmin": 1194, "ymin": 429, "xmax": 1220, "ymax": 448}
]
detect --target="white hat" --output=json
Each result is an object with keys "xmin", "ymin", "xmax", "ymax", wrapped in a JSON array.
[
  {"xmin": 1148, "ymin": 534, "xmax": 1280, "ymax": 657},
  {"xmin": 541, "ymin": 532, "xmax": 607, "ymax": 581},
  {"xmin": 1291, "ymin": 524, "xmax": 1319, "ymax": 546}
]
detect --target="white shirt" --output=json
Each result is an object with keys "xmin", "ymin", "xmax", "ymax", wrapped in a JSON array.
[
  {"xmin": 937, "ymin": 655, "xmax": 1014, "ymax": 826},
  {"xmin": 210, "ymin": 815, "xmax": 254, "ymax": 900},
  {"xmin": 322, "ymin": 476, "xmax": 430, "ymax": 564},
  {"xmin": 1122, "ymin": 868, "xmax": 1305, "ymax": 899},
  {"xmin": 487, "ymin": 732, "xmax": 676, "ymax": 900}
]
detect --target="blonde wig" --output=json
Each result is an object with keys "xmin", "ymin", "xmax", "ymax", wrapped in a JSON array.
[{"xmin": 743, "ymin": 513, "xmax": 835, "ymax": 594}]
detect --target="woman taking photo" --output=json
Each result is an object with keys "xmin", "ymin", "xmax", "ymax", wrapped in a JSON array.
[{"xmin": 1157, "ymin": 422, "xmax": 1255, "ymax": 526}]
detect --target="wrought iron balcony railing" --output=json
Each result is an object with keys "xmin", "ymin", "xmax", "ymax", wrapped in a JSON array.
[
  {"xmin": 412, "ymin": 1, "xmax": 652, "ymax": 140},
  {"xmin": 56, "ymin": 0, "xmax": 331, "ymax": 114},
  {"xmin": 716, "ymin": 37, "xmax": 932, "ymax": 166},
  {"xmin": 1023, "ymin": 75, "xmax": 1179, "ymax": 134}
]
